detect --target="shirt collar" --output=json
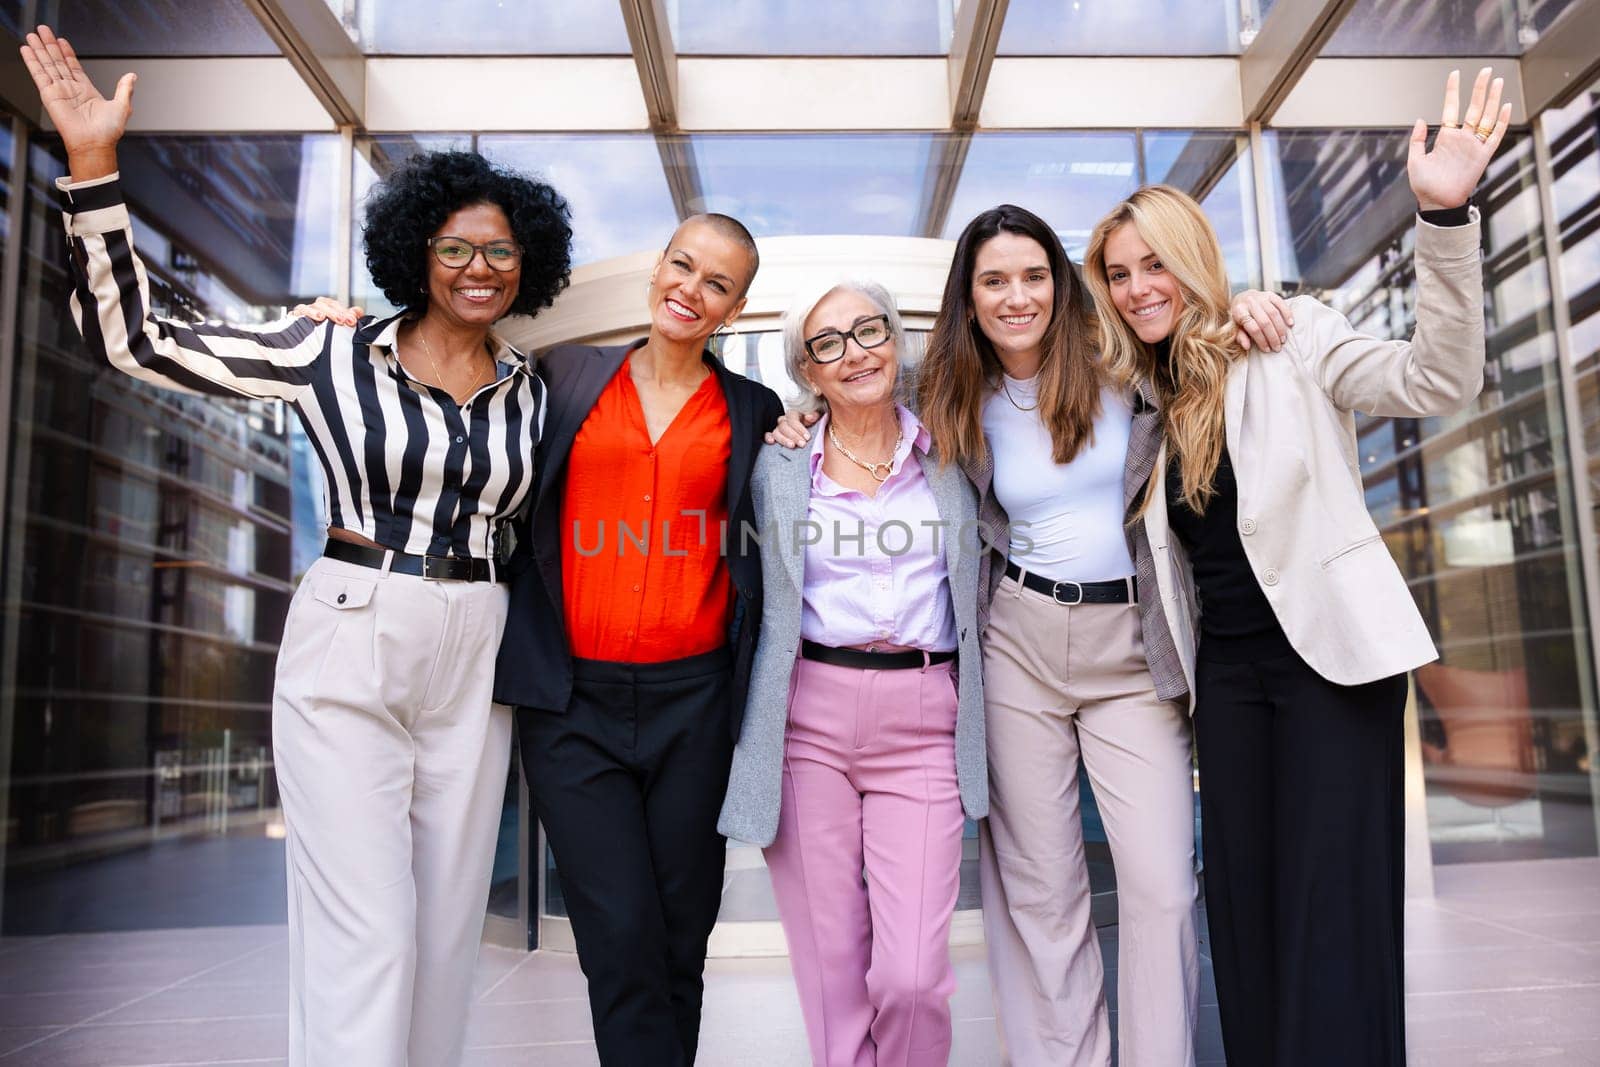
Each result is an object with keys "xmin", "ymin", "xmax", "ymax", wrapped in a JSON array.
[
  {"xmin": 360, "ymin": 310, "xmax": 531, "ymax": 376},
  {"xmin": 809, "ymin": 404, "xmax": 930, "ymax": 490}
]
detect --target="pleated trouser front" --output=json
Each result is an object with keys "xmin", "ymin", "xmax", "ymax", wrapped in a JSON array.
[
  {"xmin": 273, "ymin": 555, "xmax": 513, "ymax": 1067},
  {"xmin": 979, "ymin": 574, "xmax": 1200, "ymax": 1067}
]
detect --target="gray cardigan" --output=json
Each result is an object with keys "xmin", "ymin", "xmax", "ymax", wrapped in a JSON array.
[{"xmin": 717, "ymin": 440, "xmax": 990, "ymax": 847}]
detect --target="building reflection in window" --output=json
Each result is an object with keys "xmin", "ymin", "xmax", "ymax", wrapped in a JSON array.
[
  {"xmin": 1268, "ymin": 127, "xmax": 1599, "ymax": 863},
  {"xmin": 1, "ymin": 135, "xmax": 338, "ymax": 933}
]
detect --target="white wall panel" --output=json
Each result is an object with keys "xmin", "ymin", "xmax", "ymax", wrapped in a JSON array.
[
  {"xmin": 1275, "ymin": 57, "xmax": 1527, "ymax": 128},
  {"xmin": 364, "ymin": 58, "xmax": 649, "ymax": 131},
  {"xmin": 78, "ymin": 59, "xmax": 333, "ymax": 132},
  {"xmin": 982, "ymin": 58, "xmax": 1244, "ymax": 128},
  {"xmin": 677, "ymin": 59, "xmax": 951, "ymax": 130}
]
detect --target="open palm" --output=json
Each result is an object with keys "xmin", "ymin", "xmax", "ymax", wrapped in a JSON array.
[
  {"xmin": 19, "ymin": 26, "xmax": 133, "ymax": 155},
  {"xmin": 1409, "ymin": 67, "xmax": 1512, "ymax": 212}
]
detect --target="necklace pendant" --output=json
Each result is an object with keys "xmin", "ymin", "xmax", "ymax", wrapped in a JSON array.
[{"xmin": 870, "ymin": 463, "xmax": 891, "ymax": 483}]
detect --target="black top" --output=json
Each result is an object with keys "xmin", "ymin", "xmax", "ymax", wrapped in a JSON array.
[
  {"xmin": 1163, "ymin": 206, "xmax": 1469, "ymax": 665},
  {"xmin": 1159, "ymin": 339, "xmax": 1295, "ymax": 663}
]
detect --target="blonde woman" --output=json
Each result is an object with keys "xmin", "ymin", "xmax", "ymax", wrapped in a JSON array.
[{"xmin": 1082, "ymin": 68, "xmax": 1508, "ymax": 1067}]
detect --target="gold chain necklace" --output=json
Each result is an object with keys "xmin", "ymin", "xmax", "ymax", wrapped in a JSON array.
[
  {"xmin": 827, "ymin": 421, "xmax": 902, "ymax": 483},
  {"xmin": 1002, "ymin": 375, "xmax": 1038, "ymax": 413},
  {"xmin": 417, "ymin": 329, "xmax": 489, "ymax": 402}
]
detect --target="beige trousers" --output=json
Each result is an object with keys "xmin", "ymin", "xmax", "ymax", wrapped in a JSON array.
[
  {"xmin": 980, "ymin": 574, "xmax": 1199, "ymax": 1067},
  {"xmin": 273, "ymin": 555, "xmax": 513, "ymax": 1067}
]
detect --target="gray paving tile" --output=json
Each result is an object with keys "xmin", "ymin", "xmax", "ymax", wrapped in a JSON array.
[
  {"xmin": 1406, "ymin": 943, "xmax": 1600, "ymax": 995},
  {"xmin": 464, "ymin": 997, "xmax": 596, "ymax": 1047},
  {"xmin": 0, "ymin": 1027, "xmax": 66, "ymax": 1056},
  {"xmin": 95, "ymin": 982, "xmax": 288, "ymax": 1025},
  {"xmin": 1406, "ymin": 984, "xmax": 1600, "ymax": 1047},
  {"xmin": 0, "ymin": 1013, "xmax": 286, "ymax": 1066},
  {"xmin": 461, "ymin": 1043, "xmax": 600, "ymax": 1067},
  {"xmin": 0, "ymin": 989, "xmax": 145, "ymax": 1028}
]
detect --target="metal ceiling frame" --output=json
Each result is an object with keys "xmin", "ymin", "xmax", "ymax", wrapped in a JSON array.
[
  {"xmin": 1521, "ymin": 0, "xmax": 1600, "ymax": 117},
  {"xmin": 241, "ymin": 0, "xmax": 365, "ymax": 127},
  {"xmin": 1240, "ymin": 0, "xmax": 1361, "ymax": 123}
]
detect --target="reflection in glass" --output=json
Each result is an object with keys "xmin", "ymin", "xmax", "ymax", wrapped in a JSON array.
[
  {"xmin": 669, "ymin": 0, "xmax": 955, "ymax": 55},
  {"xmin": 942, "ymin": 133, "xmax": 1141, "ymax": 258},
  {"xmin": 1268, "ymin": 127, "xmax": 1599, "ymax": 863},
  {"xmin": 1143, "ymin": 131, "xmax": 1262, "ymax": 291},
  {"xmin": 998, "ymin": 0, "xmax": 1243, "ymax": 55},
  {"xmin": 689, "ymin": 134, "xmax": 936, "ymax": 237},
  {"xmin": 354, "ymin": 0, "xmax": 630, "ymax": 53},
  {"xmin": 26, "ymin": 0, "xmax": 279, "ymax": 56},
  {"xmin": 480, "ymin": 135, "xmax": 681, "ymax": 265},
  {"xmin": 1324, "ymin": 0, "xmax": 1582, "ymax": 56},
  {"xmin": 1, "ymin": 136, "xmax": 340, "ymax": 933}
]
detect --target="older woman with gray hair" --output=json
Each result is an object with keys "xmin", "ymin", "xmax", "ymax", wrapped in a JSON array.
[{"xmin": 719, "ymin": 280, "xmax": 987, "ymax": 1066}]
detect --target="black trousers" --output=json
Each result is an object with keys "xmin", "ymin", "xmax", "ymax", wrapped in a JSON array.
[
  {"xmin": 1193, "ymin": 647, "xmax": 1407, "ymax": 1067},
  {"xmin": 519, "ymin": 647, "xmax": 734, "ymax": 1067}
]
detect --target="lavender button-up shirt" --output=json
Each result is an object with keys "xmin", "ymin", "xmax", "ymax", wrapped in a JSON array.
[{"xmin": 800, "ymin": 405, "xmax": 958, "ymax": 652}]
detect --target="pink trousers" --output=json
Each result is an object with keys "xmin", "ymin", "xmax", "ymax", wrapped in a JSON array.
[{"xmin": 764, "ymin": 657, "xmax": 967, "ymax": 1067}]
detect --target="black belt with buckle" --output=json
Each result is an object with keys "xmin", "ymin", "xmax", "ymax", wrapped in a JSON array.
[
  {"xmin": 800, "ymin": 640, "xmax": 956, "ymax": 671},
  {"xmin": 323, "ymin": 539, "xmax": 499, "ymax": 583},
  {"xmin": 1004, "ymin": 561, "xmax": 1136, "ymax": 605}
]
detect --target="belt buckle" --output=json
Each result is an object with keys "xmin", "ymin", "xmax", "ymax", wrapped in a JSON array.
[
  {"xmin": 421, "ymin": 555, "xmax": 470, "ymax": 581},
  {"xmin": 1051, "ymin": 580, "xmax": 1084, "ymax": 606}
]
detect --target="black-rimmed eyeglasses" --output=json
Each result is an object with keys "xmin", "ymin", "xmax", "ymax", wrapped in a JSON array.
[
  {"xmin": 427, "ymin": 236, "xmax": 523, "ymax": 272},
  {"xmin": 804, "ymin": 315, "xmax": 892, "ymax": 364}
]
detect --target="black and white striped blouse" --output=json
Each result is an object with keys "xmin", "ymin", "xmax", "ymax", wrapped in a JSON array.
[{"xmin": 58, "ymin": 173, "xmax": 543, "ymax": 561}]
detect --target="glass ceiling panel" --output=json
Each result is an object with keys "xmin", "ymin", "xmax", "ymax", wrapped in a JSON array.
[
  {"xmin": 687, "ymin": 134, "xmax": 937, "ymax": 236},
  {"xmin": 17, "ymin": 0, "xmax": 279, "ymax": 56},
  {"xmin": 669, "ymin": 0, "xmax": 956, "ymax": 56},
  {"xmin": 942, "ymin": 133, "xmax": 1141, "ymax": 258},
  {"xmin": 1324, "ymin": 0, "xmax": 1582, "ymax": 57},
  {"xmin": 998, "ymin": 0, "xmax": 1244, "ymax": 56},
  {"xmin": 354, "ymin": 0, "xmax": 631, "ymax": 54},
  {"xmin": 478, "ymin": 135, "xmax": 681, "ymax": 265}
]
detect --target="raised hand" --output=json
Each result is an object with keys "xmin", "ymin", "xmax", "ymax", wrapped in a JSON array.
[
  {"xmin": 1409, "ymin": 67, "xmax": 1511, "ymax": 212},
  {"xmin": 19, "ymin": 25, "xmax": 133, "ymax": 182}
]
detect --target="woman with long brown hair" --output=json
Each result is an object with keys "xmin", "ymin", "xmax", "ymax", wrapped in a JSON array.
[
  {"xmin": 918, "ymin": 205, "xmax": 1206, "ymax": 1066},
  {"xmin": 1082, "ymin": 67, "xmax": 1507, "ymax": 1067}
]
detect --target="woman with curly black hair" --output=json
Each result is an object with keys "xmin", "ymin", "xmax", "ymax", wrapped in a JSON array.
[{"xmin": 22, "ymin": 27, "xmax": 571, "ymax": 1067}]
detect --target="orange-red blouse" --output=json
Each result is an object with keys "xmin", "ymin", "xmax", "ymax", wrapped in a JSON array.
[{"xmin": 561, "ymin": 356, "xmax": 732, "ymax": 663}]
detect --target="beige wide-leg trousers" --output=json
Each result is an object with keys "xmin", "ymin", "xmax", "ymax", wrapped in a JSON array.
[
  {"xmin": 273, "ymin": 555, "xmax": 513, "ymax": 1067},
  {"xmin": 980, "ymin": 573, "xmax": 1199, "ymax": 1067}
]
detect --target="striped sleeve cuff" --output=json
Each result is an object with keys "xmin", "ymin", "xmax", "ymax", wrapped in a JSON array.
[{"xmin": 56, "ymin": 173, "xmax": 130, "ymax": 234}]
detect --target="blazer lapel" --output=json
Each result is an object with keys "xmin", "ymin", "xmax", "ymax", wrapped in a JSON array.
[
  {"xmin": 537, "ymin": 345, "xmax": 629, "ymax": 508},
  {"xmin": 713, "ymin": 357, "xmax": 758, "ymax": 519},
  {"xmin": 769, "ymin": 448, "xmax": 812, "ymax": 594},
  {"xmin": 1124, "ymin": 378, "xmax": 1162, "ymax": 512},
  {"xmin": 917, "ymin": 447, "xmax": 968, "ymax": 589},
  {"xmin": 1223, "ymin": 356, "xmax": 1251, "ymax": 493}
]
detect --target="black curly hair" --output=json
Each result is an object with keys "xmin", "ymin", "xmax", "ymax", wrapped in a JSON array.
[{"xmin": 362, "ymin": 150, "xmax": 573, "ymax": 316}]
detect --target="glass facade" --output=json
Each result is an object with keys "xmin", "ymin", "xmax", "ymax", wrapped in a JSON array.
[
  {"xmin": 0, "ymin": 2, "xmax": 1597, "ymax": 948},
  {"xmin": 1, "ymin": 135, "xmax": 338, "ymax": 933}
]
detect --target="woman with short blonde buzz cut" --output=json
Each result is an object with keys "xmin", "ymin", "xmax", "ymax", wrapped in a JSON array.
[
  {"xmin": 1083, "ymin": 66, "xmax": 1509, "ymax": 1067},
  {"xmin": 721, "ymin": 279, "xmax": 987, "ymax": 1067}
]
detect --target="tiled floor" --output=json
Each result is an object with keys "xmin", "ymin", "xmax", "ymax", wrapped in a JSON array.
[{"xmin": 0, "ymin": 858, "xmax": 1595, "ymax": 1065}]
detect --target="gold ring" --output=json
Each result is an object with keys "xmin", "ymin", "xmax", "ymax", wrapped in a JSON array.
[
  {"xmin": 1475, "ymin": 124, "xmax": 1495, "ymax": 139},
  {"xmin": 1442, "ymin": 119, "xmax": 1460, "ymax": 129}
]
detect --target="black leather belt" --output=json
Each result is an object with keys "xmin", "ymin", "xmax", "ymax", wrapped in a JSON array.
[
  {"xmin": 800, "ymin": 640, "xmax": 955, "ymax": 671},
  {"xmin": 323, "ymin": 538, "xmax": 499, "ymax": 583},
  {"xmin": 1004, "ymin": 561, "xmax": 1136, "ymax": 605}
]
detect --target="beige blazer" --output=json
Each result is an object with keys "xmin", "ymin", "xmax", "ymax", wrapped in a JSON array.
[{"xmin": 1144, "ymin": 212, "xmax": 1486, "ymax": 700}]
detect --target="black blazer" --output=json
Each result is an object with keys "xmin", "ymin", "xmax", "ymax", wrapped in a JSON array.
[{"xmin": 492, "ymin": 341, "xmax": 784, "ymax": 734}]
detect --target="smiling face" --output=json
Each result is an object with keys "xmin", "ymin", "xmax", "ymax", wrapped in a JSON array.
[
  {"xmin": 801, "ymin": 287, "xmax": 899, "ymax": 417},
  {"xmin": 970, "ymin": 231, "xmax": 1055, "ymax": 378},
  {"xmin": 647, "ymin": 219, "xmax": 753, "ymax": 347},
  {"xmin": 423, "ymin": 202, "xmax": 520, "ymax": 329},
  {"xmin": 1102, "ymin": 221, "xmax": 1184, "ymax": 344}
]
